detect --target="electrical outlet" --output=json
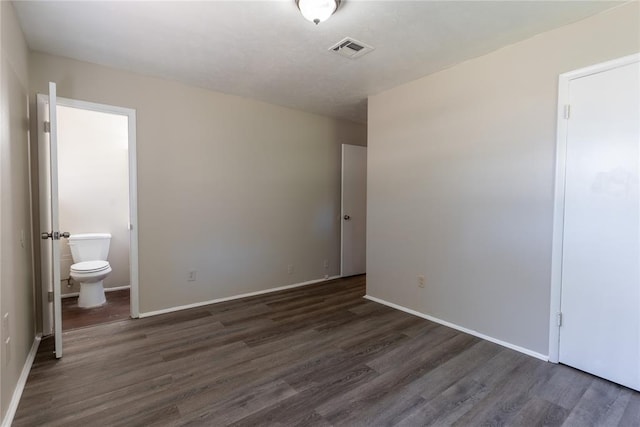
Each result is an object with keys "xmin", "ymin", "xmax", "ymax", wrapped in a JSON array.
[
  {"xmin": 418, "ymin": 275, "xmax": 426, "ymax": 288},
  {"xmin": 188, "ymin": 270, "xmax": 197, "ymax": 282},
  {"xmin": 20, "ymin": 229, "xmax": 25, "ymax": 248},
  {"xmin": 323, "ymin": 259, "xmax": 329, "ymax": 269},
  {"xmin": 287, "ymin": 264, "xmax": 294, "ymax": 275}
]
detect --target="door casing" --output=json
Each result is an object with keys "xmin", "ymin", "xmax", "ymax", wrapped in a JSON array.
[{"xmin": 37, "ymin": 93, "xmax": 140, "ymax": 338}]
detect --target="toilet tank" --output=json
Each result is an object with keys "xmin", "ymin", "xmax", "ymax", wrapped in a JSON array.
[{"xmin": 68, "ymin": 233, "xmax": 111, "ymax": 262}]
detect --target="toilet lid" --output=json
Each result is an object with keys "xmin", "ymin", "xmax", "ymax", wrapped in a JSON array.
[{"xmin": 70, "ymin": 260, "xmax": 110, "ymax": 273}]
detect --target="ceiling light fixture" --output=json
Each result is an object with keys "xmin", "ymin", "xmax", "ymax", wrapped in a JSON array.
[{"xmin": 296, "ymin": 0, "xmax": 340, "ymax": 25}]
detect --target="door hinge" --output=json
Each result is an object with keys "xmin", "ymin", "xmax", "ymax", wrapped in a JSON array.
[
  {"xmin": 48, "ymin": 291, "xmax": 54, "ymax": 302},
  {"xmin": 44, "ymin": 121, "xmax": 51, "ymax": 133},
  {"xmin": 563, "ymin": 104, "xmax": 571, "ymax": 120},
  {"xmin": 557, "ymin": 312, "xmax": 563, "ymax": 327}
]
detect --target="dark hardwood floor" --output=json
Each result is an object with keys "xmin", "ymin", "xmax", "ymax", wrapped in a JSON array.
[
  {"xmin": 14, "ymin": 276, "xmax": 640, "ymax": 426},
  {"xmin": 62, "ymin": 289, "xmax": 130, "ymax": 330}
]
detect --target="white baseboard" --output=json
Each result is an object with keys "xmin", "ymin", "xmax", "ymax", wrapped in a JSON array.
[
  {"xmin": 140, "ymin": 276, "xmax": 341, "ymax": 318},
  {"xmin": 61, "ymin": 292, "xmax": 79, "ymax": 298},
  {"xmin": 62, "ymin": 285, "xmax": 130, "ymax": 299},
  {"xmin": 364, "ymin": 295, "xmax": 548, "ymax": 362},
  {"xmin": 105, "ymin": 285, "xmax": 131, "ymax": 293},
  {"xmin": 1, "ymin": 334, "xmax": 41, "ymax": 427}
]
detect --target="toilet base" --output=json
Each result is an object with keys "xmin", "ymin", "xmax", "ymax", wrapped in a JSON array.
[{"xmin": 78, "ymin": 280, "xmax": 106, "ymax": 308}]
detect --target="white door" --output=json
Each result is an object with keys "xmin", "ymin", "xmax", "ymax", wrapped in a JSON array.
[
  {"xmin": 341, "ymin": 144, "xmax": 367, "ymax": 277},
  {"xmin": 559, "ymin": 60, "xmax": 639, "ymax": 391},
  {"xmin": 38, "ymin": 82, "xmax": 66, "ymax": 358},
  {"xmin": 37, "ymin": 93, "xmax": 53, "ymax": 338}
]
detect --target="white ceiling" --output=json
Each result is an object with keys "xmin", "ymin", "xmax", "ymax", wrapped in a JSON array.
[{"xmin": 14, "ymin": 1, "xmax": 622, "ymax": 123}]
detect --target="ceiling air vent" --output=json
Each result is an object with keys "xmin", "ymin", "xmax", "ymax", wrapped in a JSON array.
[{"xmin": 329, "ymin": 37, "xmax": 374, "ymax": 59}]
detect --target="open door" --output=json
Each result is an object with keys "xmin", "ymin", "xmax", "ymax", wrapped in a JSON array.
[
  {"xmin": 38, "ymin": 82, "xmax": 68, "ymax": 358},
  {"xmin": 341, "ymin": 144, "xmax": 367, "ymax": 277}
]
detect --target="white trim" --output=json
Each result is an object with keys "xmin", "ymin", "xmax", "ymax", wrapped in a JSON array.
[
  {"xmin": 61, "ymin": 292, "xmax": 79, "ymax": 299},
  {"xmin": 38, "ymin": 94, "xmax": 140, "ymax": 321},
  {"xmin": 55, "ymin": 96, "xmax": 135, "ymax": 117},
  {"xmin": 548, "ymin": 53, "xmax": 640, "ymax": 364},
  {"xmin": 548, "ymin": 70, "xmax": 570, "ymax": 364},
  {"xmin": 61, "ymin": 285, "xmax": 131, "ymax": 299},
  {"xmin": 127, "ymin": 112, "xmax": 140, "ymax": 319},
  {"xmin": 560, "ymin": 53, "xmax": 640, "ymax": 81},
  {"xmin": 1, "ymin": 334, "xmax": 41, "ymax": 427},
  {"xmin": 139, "ymin": 276, "xmax": 341, "ymax": 318},
  {"xmin": 365, "ymin": 295, "xmax": 548, "ymax": 362},
  {"xmin": 105, "ymin": 285, "xmax": 131, "ymax": 293}
]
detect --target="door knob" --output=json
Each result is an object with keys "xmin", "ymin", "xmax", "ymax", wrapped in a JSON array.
[
  {"xmin": 343, "ymin": 215, "xmax": 351, "ymax": 220},
  {"xmin": 41, "ymin": 231, "xmax": 71, "ymax": 240}
]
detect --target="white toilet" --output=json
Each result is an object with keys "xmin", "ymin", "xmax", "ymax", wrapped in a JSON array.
[{"xmin": 68, "ymin": 233, "xmax": 112, "ymax": 308}]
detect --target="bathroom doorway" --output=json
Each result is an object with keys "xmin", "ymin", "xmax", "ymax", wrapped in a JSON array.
[
  {"xmin": 58, "ymin": 105, "xmax": 130, "ymax": 330},
  {"xmin": 38, "ymin": 93, "xmax": 139, "ymax": 338}
]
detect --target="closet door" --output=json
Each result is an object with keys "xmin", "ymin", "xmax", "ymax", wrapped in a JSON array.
[
  {"xmin": 341, "ymin": 144, "xmax": 367, "ymax": 277},
  {"xmin": 559, "ymin": 60, "xmax": 639, "ymax": 391}
]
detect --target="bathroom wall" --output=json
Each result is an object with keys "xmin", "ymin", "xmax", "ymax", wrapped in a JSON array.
[
  {"xmin": 367, "ymin": 3, "xmax": 640, "ymax": 357},
  {"xmin": 57, "ymin": 105, "xmax": 130, "ymax": 293},
  {"xmin": 29, "ymin": 52, "xmax": 367, "ymax": 315},
  {"xmin": 0, "ymin": 1, "xmax": 35, "ymax": 423}
]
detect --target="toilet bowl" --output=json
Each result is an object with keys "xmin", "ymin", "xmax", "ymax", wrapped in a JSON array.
[
  {"xmin": 70, "ymin": 260, "xmax": 112, "ymax": 308},
  {"xmin": 68, "ymin": 233, "xmax": 112, "ymax": 308}
]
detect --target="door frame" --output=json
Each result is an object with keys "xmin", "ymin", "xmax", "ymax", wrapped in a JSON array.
[
  {"xmin": 548, "ymin": 52, "xmax": 640, "ymax": 363},
  {"xmin": 37, "ymin": 94, "xmax": 140, "ymax": 321}
]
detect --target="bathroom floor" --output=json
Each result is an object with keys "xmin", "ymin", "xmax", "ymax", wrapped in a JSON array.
[{"xmin": 62, "ymin": 289, "xmax": 130, "ymax": 330}]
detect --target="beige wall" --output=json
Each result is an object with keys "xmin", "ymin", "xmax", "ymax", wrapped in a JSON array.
[
  {"xmin": 367, "ymin": 3, "xmax": 640, "ymax": 356},
  {"xmin": 30, "ymin": 52, "xmax": 366, "ymax": 314},
  {"xmin": 58, "ymin": 106, "xmax": 130, "ymax": 292},
  {"xmin": 0, "ymin": 1, "xmax": 34, "ymax": 421}
]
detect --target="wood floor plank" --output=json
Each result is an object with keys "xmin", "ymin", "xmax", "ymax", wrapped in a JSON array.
[
  {"xmin": 510, "ymin": 397, "xmax": 570, "ymax": 426},
  {"xmin": 562, "ymin": 379, "xmax": 624, "ymax": 426},
  {"xmin": 315, "ymin": 333, "xmax": 479, "ymax": 424},
  {"xmin": 619, "ymin": 388, "xmax": 640, "ymax": 426},
  {"xmin": 594, "ymin": 387, "xmax": 636, "ymax": 427},
  {"xmin": 13, "ymin": 275, "xmax": 639, "ymax": 426},
  {"xmin": 414, "ymin": 339, "xmax": 502, "ymax": 402},
  {"xmin": 284, "ymin": 331, "xmax": 408, "ymax": 392},
  {"xmin": 14, "ymin": 375, "xmax": 175, "ymax": 427},
  {"xmin": 229, "ymin": 365, "xmax": 379, "ymax": 427},
  {"xmin": 396, "ymin": 348, "xmax": 534, "ymax": 426},
  {"xmin": 62, "ymin": 289, "xmax": 130, "ymax": 330},
  {"xmin": 451, "ymin": 356, "xmax": 554, "ymax": 426},
  {"xmin": 397, "ymin": 377, "xmax": 489, "ymax": 427},
  {"xmin": 533, "ymin": 363, "xmax": 594, "ymax": 411},
  {"xmin": 179, "ymin": 379, "xmax": 298, "ymax": 425},
  {"xmin": 364, "ymin": 323, "xmax": 458, "ymax": 373},
  {"xmin": 373, "ymin": 341, "xmax": 502, "ymax": 426}
]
